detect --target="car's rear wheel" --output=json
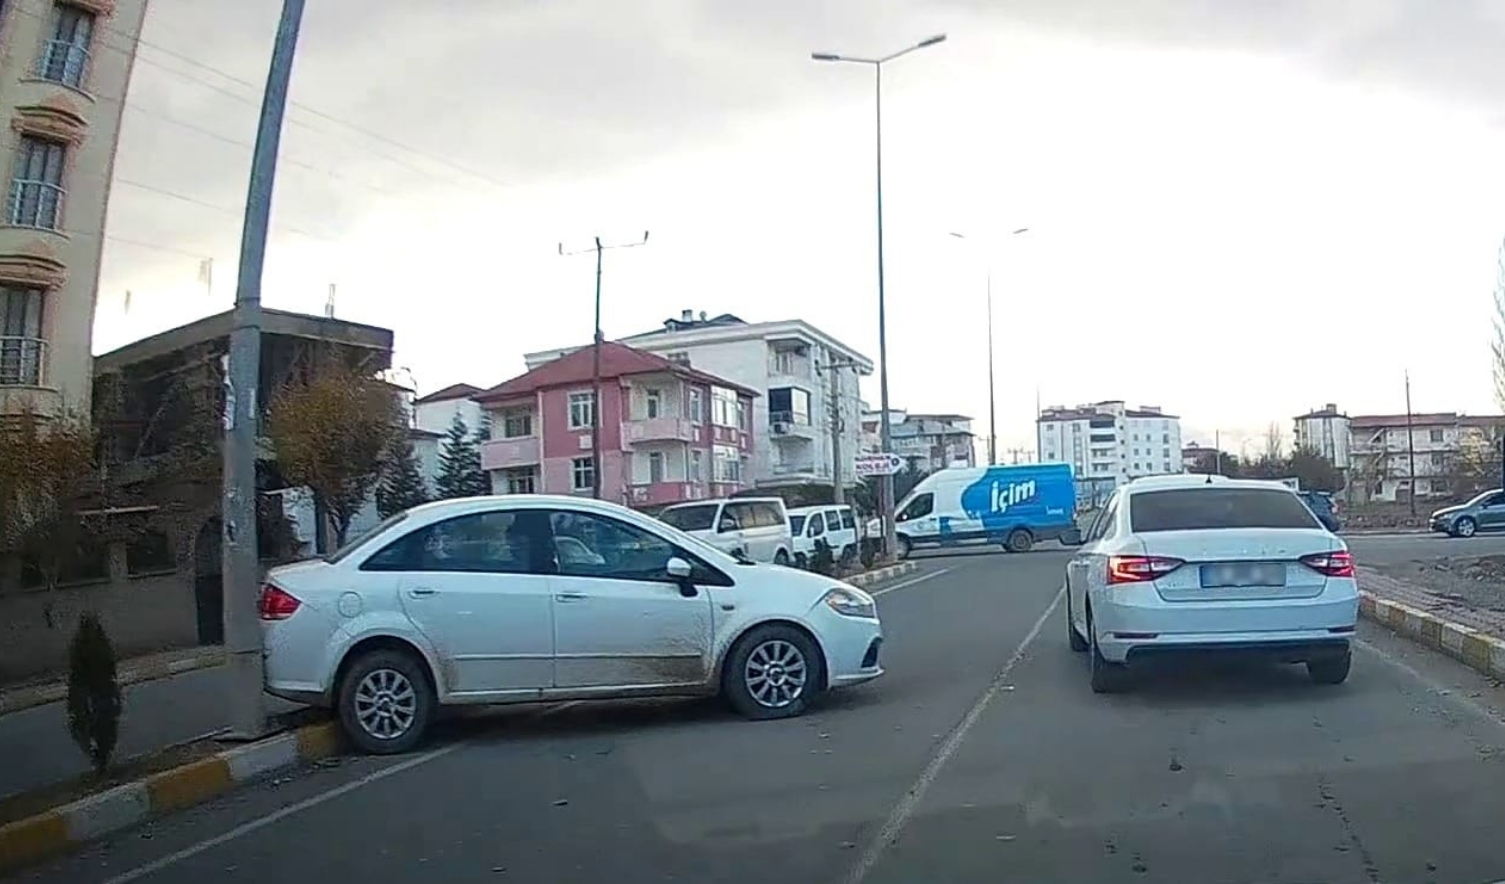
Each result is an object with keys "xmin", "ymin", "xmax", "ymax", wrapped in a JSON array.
[
  {"xmin": 1006, "ymin": 529, "xmax": 1033, "ymax": 553},
  {"xmin": 337, "ymin": 649, "xmax": 435, "ymax": 755},
  {"xmin": 1087, "ymin": 610, "xmax": 1131, "ymax": 693},
  {"xmin": 1307, "ymin": 650, "xmax": 1351, "ymax": 685},
  {"xmin": 1454, "ymin": 517, "xmax": 1477, "ymax": 538},
  {"xmin": 723, "ymin": 624, "xmax": 825, "ymax": 720},
  {"xmin": 794, "ymin": 552, "xmax": 808, "ymax": 570},
  {"xmin": 895, "ymin": 535, "xmax": 912, "ymax": 560},
  {"xmin": 774, "ymin": 549, "xmax": 791, "ymax": 567},
  {"xmin": 1066, "ymin": 591, "xmax": 1088, "ymax": 652}
]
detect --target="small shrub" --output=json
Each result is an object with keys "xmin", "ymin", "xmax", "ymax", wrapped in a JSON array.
[
  {"xmin": 66, "ymin": 612, "xmax": 122, "ymax": 775},
  {"xmin": 811, "ymin": 539, "xmax": 836, "ymax": 576}
]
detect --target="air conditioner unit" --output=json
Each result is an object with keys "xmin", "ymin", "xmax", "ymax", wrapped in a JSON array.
[{"xmin": 773, "ymin": 422, "xmax": 791, "ymax": 435}]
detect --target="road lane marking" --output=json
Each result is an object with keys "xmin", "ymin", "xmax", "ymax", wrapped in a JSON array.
[
  {"xmin": 840, "ymin": 583, "xmax": 1065, "ymax": 884},
  {"xmin": 871, "ymin": 568, "xmax": 952, "ymax": 597},
  {"xmin": 99, "ymin": 742, "xmax": 465, "ymax": 884}
]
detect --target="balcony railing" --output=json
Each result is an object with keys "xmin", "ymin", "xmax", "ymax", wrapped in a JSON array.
[
  {"xmin": 480, "ymin": 436, "xmax": 540, "ymax": 470},
  {"xmin": 36, "ymin": 40, "xmax": 90, "ymax": 89},
  {"xmin": 622, "ymin": 416, "xmax": 695, "ymax": 444},
  {"xmin": 7, "ymin": 180, "xmax": 65, "ymax": 230},
  {"xmin": 0, "ymin": 336, "xmax": 46, "ymax": 386},
  {"xmin": 769, "ymin": 412, "xmax": 815, "ymax": 439}
]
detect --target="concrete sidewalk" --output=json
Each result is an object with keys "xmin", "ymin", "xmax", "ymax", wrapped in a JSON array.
[{"xmin": 0, "ymin": 649, "xmax": 301, "ymax": 802}]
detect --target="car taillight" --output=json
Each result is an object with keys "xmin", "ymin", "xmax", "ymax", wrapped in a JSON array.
[
  {"xmin": 259, "ymin": 585, "xmax": 301, "ymax": 620},
  {"xmin": 1107, "ymin": 555, "xmax": 1184, "ymax": 584},
  {"xmin": 1301, "ymin": 551, "xmax": 1354, "ymax": 578}
]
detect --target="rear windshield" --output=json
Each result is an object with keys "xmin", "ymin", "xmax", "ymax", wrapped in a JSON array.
[
  {"xmin": 659, "ymin": 504, "xmax": 718, "ymax": 532},
  {"xmin": 1129, "ymin": 488, "xmax": 1320, "ymax": 533},
  {"xmin": 789, "ymin": 515, "xmax": 806, "ymax": 535}
]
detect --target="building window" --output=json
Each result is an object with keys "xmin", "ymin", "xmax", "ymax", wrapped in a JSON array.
[
  {"xmin": 502, "ymin": 467, "xmax": 535, "ymax": 494},
  {"xmin": 690, "ymin": 448, "xmax": 703, "ymax": 482},
  {"xmin": 687, "ymin": 388, "xmax": 703, "ymax": 424},
  {"xmin": 501, "ymin": 410, "xmax": 532, "ymax": 439},
  {"xmin": 0, "ymin": 286, "xmax": 44, "ymax": 385},
  {"xmin": 648, "ymin": 451, "xmax": 664, "ymax": 483},
  {"xmin": 645, "ymin": 388, "xmax": 661, "ymax": 419},
  {"xmin": 1429, "ymin": 428, "xmax": 1444, "ymax": 443},
  {"xmin": 37, "ymin": 3, "xmax": 94, "ymax": 89},
  {"xmin": 712, "ymin": 444, "xmax": 740, "ymax": 482},
  {"xmin": 568, "ymin": 391, "xmax": 594, "ymax": 430},
  {"xmin": 571, "ymin": 456, "xmax": 595, "ymax": 492},
  {"xmin": 8, "ymin": 136, "xmax": 66, "ymax": 230},
  {"xmin": 767, "ymin": 387, "xmax": 809, "ymax": 426}
]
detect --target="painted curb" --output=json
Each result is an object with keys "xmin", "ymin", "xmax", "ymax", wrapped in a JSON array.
[
  {"xmin": 1359, "ymin": 590, "xmax": 1505, "ymax": 680},
  {"xmin": 0, "ymin": 650, "xmax": 226, "ymax": 715},
  {"xmin": 0, "ymin": 719, "xmax": 341, "ymax": 873},
  {"xmin": 846, "ymin": 560, "xmax": 918, "ymax": 588}
]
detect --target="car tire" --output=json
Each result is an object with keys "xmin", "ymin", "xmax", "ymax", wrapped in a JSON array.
[
  {"xmin": 1307, "ymin": 651, "xmax": 1351, "ymax": 686},
  {"xmin": 1087, "ymin": 611, "xmax": 1130, "ymax": 694},
  {"xmin": 1066, "ymin": 591, "xmax": 1088, "ymax": 652},
  {"xmin": 337, "ymin": 648, "xmax": 436, "ymax": 755},
  {"xmin": 1454, "ymin": 517, "xmax": 1477, "ymax": 538},
  {"xmin": 895, "ymin": 535, "xmax": 912, "ymax": 560},
  {"xmin": 794, "ymin": 552, "xmax": 808, "ymax": 570},
  {"xmin": 774, "ymin": 549, "xmax": 791, "ymax": 567},
  {"xmin": 1006, "ymin": 529, "xmax": 1033, "ymax": 553},
  {"xmin": 722, "ymin": 624, "xmax": 825, "ymax": 721}
]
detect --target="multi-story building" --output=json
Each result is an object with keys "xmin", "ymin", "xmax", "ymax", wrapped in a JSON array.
[
  {"xmin": 409, "ymin": 382, "xmax": 487, "ymax": 485},
  {"xmin": 865, "ymin": 409, "xmax": 975, "ymax": 472},
  {"xmin": 1181, "ymin": 442, "xmax": 1224, "ymax": 473},
  {"xmin": 1292, "ymin": 403, "xmax": 1351, "ymax": 469},
  {"xmin": 524, "ymin": 310, "xmax": 873, "ymax": 489},
  {"xmin": 0, "ymin": 0, "xmax": 149, "ymax": 421},
  {"xmin": 479, "ymin": 341, "xmax": 757, "ymax": 507},
  {"xmin": 1036, "ymin": 400, "xmax": 1183, "ymax": 486},
  {"xmin": 1347, "ymin": 412, "xmax": 1503, "ymax": 503}
]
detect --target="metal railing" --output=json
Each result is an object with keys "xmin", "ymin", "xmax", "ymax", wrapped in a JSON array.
[
  {"xmin": 0, "ymin": 336, "xmax": 46, "ymax": 386},
  {"xmin": 7, "ymin": 180, "xmax": 65, "ymax": 230},
  {"xmin": 36, "ymin": 39, "xmax": 90, "ymax": 89},
  {"xmin": 768, "ymin": 411, "xmax": 811, "ymax": 427}
]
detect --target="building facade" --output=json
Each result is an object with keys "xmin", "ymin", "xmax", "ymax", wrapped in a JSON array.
[
  {"xmin": 481, "ymin": 341, "xmax": 757, "ymax": 507},
  {"xmin": 1292, "ymin": 403, "xmax": 1351, "ymax": 469},
  {"xmin": 0, "ymin": 0, "xmax": 149, "ymax": 420},
  {"xmin": 865, "ymin": 409, "xmax": 976, "ymax": 472},
  {"xmin": 1347, "ymin": 412, "xmax": 1502, "ymax": 503},
  {"xmin": 1036, "ymin": 400, "xmax": 1183, "ymax": 486},
  {"xmin": 525, "ymin": 310, "xmax": 873, "ymax": 489}
]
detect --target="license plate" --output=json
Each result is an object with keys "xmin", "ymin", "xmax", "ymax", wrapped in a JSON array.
[{"xmin": 1199, "ymin": 563, "xmax": 1286, "ymax": 588}]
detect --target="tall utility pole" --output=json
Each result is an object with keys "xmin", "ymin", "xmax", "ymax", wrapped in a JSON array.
[
  {"xmin": 1404, "ymin": 370, "xmax": 1417, "ymax": 517},
  {"xmin": 222, "ymin": 0, "xmax": 305, "ymax": 741},
  {"xmin": 948, "ymin": 228, "xmax": 1028, "ymax": 466},
  {"xmin": 559, "ymin": 232, "xmax": 649, "ymax": 500},
  {"xmin": 813, "ymin": 33, "xmax": 947, "ymax": 561},
  {"xmin": 818, "ymin": 358, "xmax": 865, "ymax": 504}
]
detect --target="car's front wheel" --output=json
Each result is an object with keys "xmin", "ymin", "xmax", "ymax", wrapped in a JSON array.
[
  {"xmin": 1454, "ymin": 516, "xmax": 1478, "ymax": 538},
  {"xmin": 337, "ymin": 648, "xmax": 436, "ymax": 755},
  {"xmin": 723, "ymin": 624, "xmax": 825, "ymax": 720},
  {"xmin": 1307, "ymin": 651, "xmax": 1352, "ymax": 685}
]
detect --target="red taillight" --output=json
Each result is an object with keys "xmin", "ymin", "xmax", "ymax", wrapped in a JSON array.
[
  {"xmin": 1107, "ymin": 555, "xmax": 1184, "ymax": 585},
  {"xmin": 1301, "ymin": 551, "xmax": 1354, "ymax": 578},
  {"xmin": 259, "ymin": 584, "xmax": 301, "ymax": 620}
]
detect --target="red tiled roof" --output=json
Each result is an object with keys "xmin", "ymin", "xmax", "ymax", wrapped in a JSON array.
[
  {"xmin": 477, "ymin": 341, "xmax": 759, "ymax": 402},
  {"xmin": 414, "ymin": 382, "xmax": 485, "ymax": 405},
  {"xmin": 1350, "ymin": 412, "xmax": 1461, "ymax": 429}
]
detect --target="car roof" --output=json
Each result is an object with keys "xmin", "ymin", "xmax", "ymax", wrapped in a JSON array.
[
  {"xmin": 1121, "ymin": 474, "xmax": 1296, "ymax": 496},
  {"xmin": 786, "ymin": 504, "xmax": 849, "ymax": 516}
]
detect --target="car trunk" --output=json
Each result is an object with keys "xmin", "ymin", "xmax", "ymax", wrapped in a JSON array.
[{"xmin": 1135, "ymin": 528, "xmax": 1342, "ymax": 602}]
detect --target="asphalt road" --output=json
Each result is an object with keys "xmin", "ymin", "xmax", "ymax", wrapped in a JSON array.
[
  {"xmin": 17, "ymin": 550, "xmax": 1505, "ymax": 883},
  {"xmin": 1344, "ymin": 530, "xmax": 1505, "ymax": 566}
]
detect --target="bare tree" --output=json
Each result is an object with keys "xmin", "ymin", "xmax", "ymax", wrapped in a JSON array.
[{"xmin": 1262, "ymin": 422, "xmax": 1285, "ymax": 463}]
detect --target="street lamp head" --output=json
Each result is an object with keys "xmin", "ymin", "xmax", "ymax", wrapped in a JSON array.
[
  {"xmin": 948, "ymin": 231, "xmax": 966, "ymax": 239},
  {"xmin": 918, "ymin": 34, "xmax": 947, "ymax": 48},
  {"xmin": 811, "ymin": 51, "xmax": 842, "ymax": 62},
  {"xmin": 1012, "ymin": 227, "xmax": 1030, "ymax": 235}
]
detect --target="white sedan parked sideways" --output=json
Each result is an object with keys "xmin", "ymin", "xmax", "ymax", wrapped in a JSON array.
[
  {"xmin": 260, "ymin": 495, "xmax": 885, "ymax": 753},
  {"xmin": 1064, "ymin": 475, "xmax": 1359, "ymax": 693}
]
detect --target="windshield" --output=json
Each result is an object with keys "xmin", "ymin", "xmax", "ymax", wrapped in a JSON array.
[
  {"xmin": 658, "ymin": 503, "xmax": 718, "ymax": 532},
  {"xmin": 325, "ymin": 511, "xmax": 410, "ymax": 564},
  {"xmin": 1130, "ymin": 488, "xmax": 1321, "ymax": 533},
  {"xmin": 789, "ymin": 515, "xmax": 806, "ymax": 535}
]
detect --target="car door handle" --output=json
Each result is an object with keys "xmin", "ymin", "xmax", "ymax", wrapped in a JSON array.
[
  {"xmin": 408, "ymin": 587, "xmax": 437, "ymax": 597},
  {"xmin": 556, "ymin": 592, "xmax": 588, "ymax": 602}
]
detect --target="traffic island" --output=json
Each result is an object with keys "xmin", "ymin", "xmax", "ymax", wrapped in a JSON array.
[
  {"xmin": 845, "ymin": 560, "xmax": 918, "ymax": 588},
  {"xmin": 1358, "ymin": 564, "xmax": 1505, "ymax": 681},
  {"xmin": 0, "ymin": 715, "xmax": 341, "ymax": 874}
]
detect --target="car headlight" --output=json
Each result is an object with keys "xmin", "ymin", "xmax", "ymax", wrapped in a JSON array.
[{"xmin": 821, "ymin": 587, "xmax": 877, "ymax": 619}]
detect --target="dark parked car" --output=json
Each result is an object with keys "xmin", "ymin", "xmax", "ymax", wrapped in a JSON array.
[
  {"xmin": 1429, "ymin": 490, "xmax": 1505, "ymax": 537},
  {"xmin": 1297, "ymin": 490, "xmax": 1341, "ymax": 533}
]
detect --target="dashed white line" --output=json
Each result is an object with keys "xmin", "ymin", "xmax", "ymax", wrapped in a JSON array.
[{"xmin": 839, "ymin": 584, "xmax": 1065, "ymax": 884}]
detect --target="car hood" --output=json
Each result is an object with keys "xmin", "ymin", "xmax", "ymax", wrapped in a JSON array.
[
  {"xmin": 744, "ymin": 561, "xmax": 866, "ymax": 598},
  {"xmin": 1430, "ymin": 505, "xmax": 1466, "ymax": 519}
]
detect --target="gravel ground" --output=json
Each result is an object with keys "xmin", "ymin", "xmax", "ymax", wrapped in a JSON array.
[{"xmin": 1371, "ymin": 554, "xmax": 1505, "ymax": 614}]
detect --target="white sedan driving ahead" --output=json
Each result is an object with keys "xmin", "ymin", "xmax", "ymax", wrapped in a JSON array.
[
  {"xmin": 1064, "ymin": 475, "xmax": 1359, "ymax": 693},
  {"xmin": 260, "ymin": 495, "xmax": 885, "ymax": 753}
]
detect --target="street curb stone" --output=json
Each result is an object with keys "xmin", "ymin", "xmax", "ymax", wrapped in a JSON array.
[
  {"xmin": 0, "ymin": 719, "xmax": 342, "ymax": 873},
  {"xmin": 0, "ymin": 649, "xmax": 227, "ymax": 715},
  {"xmin": 844, "ymin": 560, "xmax": 918, "ymax": 588},
  {"xmin": 1359, "ymin": 589, "xmax": 1505, "ymax": 682}
]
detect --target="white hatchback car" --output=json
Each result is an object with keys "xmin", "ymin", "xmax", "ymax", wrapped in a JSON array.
[
  {"xmin": 1064, "ymin": 475, "xmax": 1358, "ymax": 693},
  {"xmin": 260, "ymin": 495, "xmax": 885, "ymax": 754}
]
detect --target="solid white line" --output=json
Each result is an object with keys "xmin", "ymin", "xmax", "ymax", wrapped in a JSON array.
[
  {"xmin": 840, "ymin": 584, "xmax": 1065, "ymax": 884},
  {"xmin": 870, "ymin": 568, "xmax": 952, "ymax": 597},
  {"xmin": 99, "ymin": 742, "xmax": 464, "ymax": 884}
]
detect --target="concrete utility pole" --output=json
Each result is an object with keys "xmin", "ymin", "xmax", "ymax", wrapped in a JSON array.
[
  {"xmin": 559, "ymin": 232, "xmax": 649, "ymax": 500},
  {"xmin": 818, "ymin": 358, "xmax": 865, "ymax": 504},
  {"xmin": 1404, "ymin": 369, "xmax": 1417, "ymax": 517},
  {"xmin": 222, "ymin": 0, "xmax": 305, "ymax": 741}
]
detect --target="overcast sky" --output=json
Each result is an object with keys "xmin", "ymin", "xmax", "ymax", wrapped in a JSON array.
[{"xmin": 92, "ymin": 0, "xmax": 1505, "ymax": 457}]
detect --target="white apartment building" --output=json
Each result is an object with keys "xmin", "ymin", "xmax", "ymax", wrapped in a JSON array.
[
  {"xmin": 1347, "ymin": 412, "xmax": 1501, "ymax": 503},
  {"xmin": 1036, "ymin": 400, "xmax": 1183, "ymax": 486},
  {"xmin": 409, "ymin": 382, "xmax": 489, "ymax": 489},
  {"xmin": 1292, "ymin": 403, "xmax": 1351, "ymax": 469},
  {"xmin": 0, "ymin": 0, "xmax": 149, "ymax": 421},
  {"xmin": 525, "ymin": 310, "xmax": 873, "ymax": 488},
  {"xmin": 862, "ymin": 409, "xmax": 975, "ymax": 472}
]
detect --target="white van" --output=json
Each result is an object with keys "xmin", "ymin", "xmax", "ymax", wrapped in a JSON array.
[
  {"xmin": 787, "ymin": 504, "xmax": 860, "ymax": 568},
  {"xmin": 658, "ymin": 497, "xmax": 795, "ymax": 565}
]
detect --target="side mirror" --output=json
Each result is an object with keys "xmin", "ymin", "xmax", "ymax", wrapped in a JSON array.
[
  {"xmin": 717, "ymin": 519, "xmax": 737, "ymax": 533},
  {"xmin": 666, "ymin": 556, "xmax": 697, "ymax": 597}
]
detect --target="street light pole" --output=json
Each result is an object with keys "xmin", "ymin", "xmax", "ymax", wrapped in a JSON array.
[
  {"xmin": 948, "ymin": 228, "xmax": 1029, "ymax": 468},
  {"xmin": 222, "ymin": 0, "xmax": 305, "ymax": 741},
  {"xmin": 813, "ymin": 33, "xmax": 946, "ymax": 560}
]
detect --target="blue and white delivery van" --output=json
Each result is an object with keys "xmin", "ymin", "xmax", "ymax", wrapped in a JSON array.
[{"xmin": 887, "ymin": 463, "xmax": 1079, "ymax": 558}]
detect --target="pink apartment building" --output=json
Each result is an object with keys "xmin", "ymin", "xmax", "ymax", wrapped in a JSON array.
[{"xmin": 475, "ymin": 342, "xmax": 758, "ymax": 507}]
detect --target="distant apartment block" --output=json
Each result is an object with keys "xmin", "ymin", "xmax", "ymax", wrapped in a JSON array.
[
  {"xmin": 861, "ymin": 408, "xmax": 975, "ymax": 472},
  {"xmin": 479, "ymin": 341, "xmax": 757, "ymax": 507},
  {"xmin": 1292, "ymin": 403, "xmax": 1351, "ymax": 469},
  {"xmin": 410, "ymin": 383, "xmax": 488, "ymax": 486},
  {"xmin": 0, "ymin": 0, "xmax": 151, "ymax": 420},
  {"xmin": 1345, "ymin": 411, "xmax": 1502, "ymax": 503},
  {"xmin": 524, "ymin": 310, "xmax": 872, "ymax": 489},
  {"xmin": 1180, "ymin": 442, "xmax": 1224, "ymax": 473},
  {"xmin": 1037, "ymin": 400, "xmax": 1183, "ymax": 486}
]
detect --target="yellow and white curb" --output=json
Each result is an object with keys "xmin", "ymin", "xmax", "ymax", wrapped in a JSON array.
[
  {"xmin": 0, "ymin": 720, "xmax": 342, "ymax": 873},
  {"xmin": 846, "ymin": 560, "xmax": 919, "ymax": 588},
  {"xmin": 1360, "ymin": 591, "xmax": 1505, "ymax": 679}
]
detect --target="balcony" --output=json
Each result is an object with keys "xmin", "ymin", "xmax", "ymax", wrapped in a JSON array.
[
  {"xmin": 480, "ymin": 436, "xmax": 540, "ymax": 470},
  {"xmin": 769, "ymin": 460, "xmax": 826, "ymax": 481},
  {"xmin": 622, "ymin": 416, "xmax": 695, "ymax": 445},
  {"xmin": 768, "ymin": 412, "xmax": 816, "ymax": 441},
  {"xmin": 0, "ymin": 336, "xmax": 60, "ymax": 417}
]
